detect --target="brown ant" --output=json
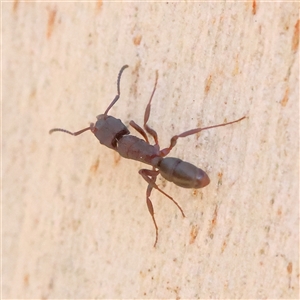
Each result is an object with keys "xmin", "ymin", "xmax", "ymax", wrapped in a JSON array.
[{"xmin": 50, "ymin": 65, "xmax": 245, "ymax": 247}]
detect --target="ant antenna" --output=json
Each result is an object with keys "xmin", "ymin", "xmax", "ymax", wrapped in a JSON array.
[
  {"xmin": 49, "ymin": 65, "xmax": 129, "ymax": 136},
  {"xmin": 104, "ymin": 65, "xmax": 129, "ymax": 115},
  {"xmin": 49, "ymin": 125, "xmax": 91, "ymax": 136}
]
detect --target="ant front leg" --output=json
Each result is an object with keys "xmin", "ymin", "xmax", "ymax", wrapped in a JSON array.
[
  {"xmin": 129, "ymin": 120, "xmax": 149, "ymax": 143},
  {"xmin": 129, "ymin": 70, "xmax": 160, "ymax": 145},
  {"xmin": 143, "ymin": 70, "xmax": 159, "ymax": 145},
  {"xmin": 139, "ymin": 168, "xmax": 185, "ymax": 247}
]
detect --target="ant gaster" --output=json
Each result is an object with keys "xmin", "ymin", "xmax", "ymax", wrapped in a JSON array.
[{"xmin": 50, "ymin": 65, "xmax": 246, "ymax": 247}]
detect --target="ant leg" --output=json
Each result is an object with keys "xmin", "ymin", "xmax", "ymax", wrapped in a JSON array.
[
  {"xmin": 130, "ymin": 71, "xmax": 160, "ymax": 145},
  {"xmin": 141, "ymin": 168, "xmax": 159, "ymax": 247},
  {"xmin": 139, "ymin": 168, "xmax": 185, "ymax": 247},
  {"xmin": 129, "ymin": 120, "xmax": 149, "ymax": 143},
  {"xmin": 160, "ymin": 116, "xmax": 246, "ymax": 157},
  {"xmin": 143, "ymin": 71, "xmax": 159, "ymax": 145},
  {"xmin": 146, "ymin": 185, "xmax": 159, "ymax": 247},
  {"xmin": 139, "ymin": 168, "xmax": 185, "ymax": 214}
]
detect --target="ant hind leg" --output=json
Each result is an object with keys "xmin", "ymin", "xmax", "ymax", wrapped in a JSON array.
[
  {"xmin": 139, "ymin": 168, "xmax": 185, "ymax": 247},
  {"xmin": 145, "ymin": 184, "xmax": 159, "ymax": 247}
]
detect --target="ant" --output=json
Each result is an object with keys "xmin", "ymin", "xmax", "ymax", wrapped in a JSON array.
[{"xmin": 50, "ymin": 65, "xmax": 246, "ymax": 247}]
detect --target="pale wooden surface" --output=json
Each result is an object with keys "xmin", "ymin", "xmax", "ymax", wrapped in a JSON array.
[{"xmin": 3, "ymin": 2, "xmax": 299, "ymax": 299}]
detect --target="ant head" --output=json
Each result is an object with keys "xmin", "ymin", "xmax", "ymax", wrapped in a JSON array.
[{"xmin": 93, "ymin": 114, "xmax": 129, "ymax": 149}]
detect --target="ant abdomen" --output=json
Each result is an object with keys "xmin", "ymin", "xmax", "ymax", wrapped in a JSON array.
[{"xmin": 157, "ymin": 157, "xmax": 210, "ymax": 189}]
